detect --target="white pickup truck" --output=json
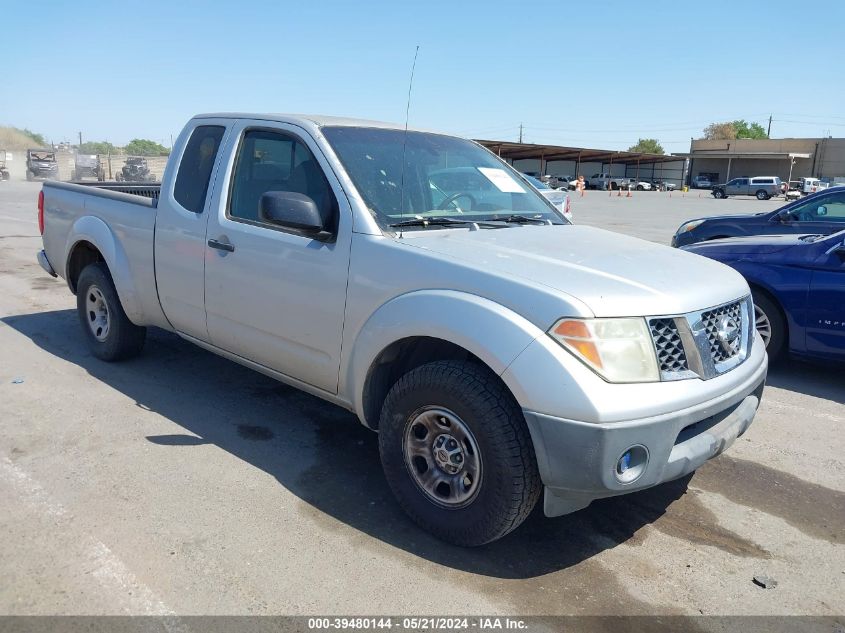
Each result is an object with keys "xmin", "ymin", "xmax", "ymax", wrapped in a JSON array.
[
  {"xmin": 588, "ymin": 173, "xmax": 630, "ymax": 190},
  {"xmin": 37, "ymin": 113, "xmax": 767, "ymax": 546}
]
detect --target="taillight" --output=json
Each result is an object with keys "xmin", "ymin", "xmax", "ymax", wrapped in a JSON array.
[{"xmin": 38, "ymin": 190, "xmax": 44, "ymax": 235}]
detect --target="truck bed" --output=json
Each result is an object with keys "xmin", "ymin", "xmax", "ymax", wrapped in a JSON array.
[{"xmin": 67, "ymin": 180, "xmax": 161, "ymax": 203}]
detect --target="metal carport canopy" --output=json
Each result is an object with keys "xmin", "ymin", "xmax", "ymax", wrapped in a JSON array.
[{"xmin": 474, "ymin": 140, "xmax": 681, "ymax": 165}]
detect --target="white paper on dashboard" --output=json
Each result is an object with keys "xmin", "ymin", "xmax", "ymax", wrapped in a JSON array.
[{"xmin": 477, "ymin": 167, "xmax": 525, "ymax": 193}]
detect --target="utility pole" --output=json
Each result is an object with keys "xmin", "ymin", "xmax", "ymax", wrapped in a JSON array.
[
  {"xmin": 767, "ymin": 115, "xmax": 772, "ymax": 138},
  {"xmin": 78, "ymin": 131, "xmax": 82, "ymax": 148},
  {"xmin": 518, "ymin": 123, "xmax": 523, "ymax": 144}
]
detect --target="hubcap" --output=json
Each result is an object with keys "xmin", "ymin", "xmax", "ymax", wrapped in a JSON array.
[
  {"xmin": 85, "ymin": 285, "xmax": 110, "ymax": 342},
  {"xmin": 403, "ymin": 407, "xmax": 482, "ymax": 508},
  {"xmin": 754, "ymin": 305, "xmax": 772, "ymax": 348}
]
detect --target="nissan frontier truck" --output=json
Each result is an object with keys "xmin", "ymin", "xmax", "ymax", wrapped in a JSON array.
[{"xmin": 36, "ymin": 113, "xmax": 767, "ymax": 546}]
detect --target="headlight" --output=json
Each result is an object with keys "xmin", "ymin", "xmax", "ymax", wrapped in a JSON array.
[
  {"xmin": 549, "ymin": 318, "xmax": 659, "ymax": 383},
  {"xmin": 677, "ymin": 219, "xmax": 704, "ymax": 234}
]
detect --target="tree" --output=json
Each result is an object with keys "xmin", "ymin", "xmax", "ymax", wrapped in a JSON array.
[
  {"xmin": 78, "ymin": 141, "xmax": 117, "ymax": 155},
  {"xmin": 733, "ymin": 119, "xmax": 768, "ymax": 139},
  {"xmin": 628, "ymin": 138, "xmax": 664, "ymax": 154},
  {"xmin": 124, "ymin": 138, "xmax": 170, "ymax": 156},
  {"xmin": 702, "ymin": 122, "xmax": 738, "ymax": 140},
  {"xmin": 702, "ymin": 120, "xmax": 768, "ymax": 140}
]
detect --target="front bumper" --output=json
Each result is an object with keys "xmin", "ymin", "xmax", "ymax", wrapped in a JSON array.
[{"xmin": 520, "ymin": 350, "xmax": 767, "ymax": 516}]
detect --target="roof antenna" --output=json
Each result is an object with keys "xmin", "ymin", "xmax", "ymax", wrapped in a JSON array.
[{"xmin": 398, "ymin": 45, "xmax": 419, "ymax": 239}]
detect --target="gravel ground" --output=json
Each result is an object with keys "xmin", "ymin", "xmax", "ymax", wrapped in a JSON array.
[{"xmin": 0, "ymin": 181, "xmax": 842, "ymax": 625}]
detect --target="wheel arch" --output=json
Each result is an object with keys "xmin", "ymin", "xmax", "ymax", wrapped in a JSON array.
[
  {"xmin": 64, "ymin": 216, "xmax": 143, "ymax": 322},
  {"xmin": 345, "ymin": 290, "xmax": 546, "ymax": 429}
]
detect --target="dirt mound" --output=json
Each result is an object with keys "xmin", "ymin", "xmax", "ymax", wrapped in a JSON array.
[{"xmin": 0, "ymin": 126, "xmax": 44, "ymax": 150}]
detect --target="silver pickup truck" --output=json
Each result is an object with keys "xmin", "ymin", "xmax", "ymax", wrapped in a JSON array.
[{"xmin": 37, "ymin": 113, "xmax": 767, "ymax": 546}]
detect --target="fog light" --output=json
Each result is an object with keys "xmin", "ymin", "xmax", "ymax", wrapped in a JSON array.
[
  {"xmin": 618, "ymin": 451, "xmax": 632, "ymax": 473},
  {"xmin": 614, "ymin": 445, "xmax": 648, "ymax": 484}
]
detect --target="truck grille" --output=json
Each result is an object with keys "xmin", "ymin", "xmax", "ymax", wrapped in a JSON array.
[
  {"xmin": 649, "ymin": 318, "xmax": 688, "ymax": 373},
  {"xmin": 701, "ymin": 300, "xmax": 744, "ymax": 363},
  {"xmin": 647, "ymin": 296, "xmax": 752, "ymax": 381}
]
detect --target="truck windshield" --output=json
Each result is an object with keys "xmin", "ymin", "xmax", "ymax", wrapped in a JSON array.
[{"xmin": 322, "ymin": 127, "xmax": 566, "ymax": 228}]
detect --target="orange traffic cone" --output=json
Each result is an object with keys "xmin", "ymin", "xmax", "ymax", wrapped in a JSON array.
[
  {"xmin": 626, "ymin": 189, "xmax": 632, "ymax": 198},
  {"xmin": 616, "ymin": 188, "xmax": 622, "ymax": 197}
]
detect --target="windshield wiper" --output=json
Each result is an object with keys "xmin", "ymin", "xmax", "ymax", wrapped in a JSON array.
[
  {"xmin": 490, "ymin": 215, "xmax": 553, "ymax": 225},
  {"xmin": 389, "ymin": 217, "xmax": 502, "ymax": 229}
]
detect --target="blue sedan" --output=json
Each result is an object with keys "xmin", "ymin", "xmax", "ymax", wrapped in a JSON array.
[{"xmin": 682, "ymin": 229, "xmax": 845, "ymax": 362}]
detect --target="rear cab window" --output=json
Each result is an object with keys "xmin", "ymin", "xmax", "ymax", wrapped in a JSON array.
[{"xmin": 174, "ymin": 125, "xmax": 226, "ymax": 213}]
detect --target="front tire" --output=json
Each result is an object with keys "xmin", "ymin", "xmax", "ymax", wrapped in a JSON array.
[
  {"xmin": 76, "ymin": 263, "xmax": 146, "ymax": 361},
  {"xmin": 378, "ymin": 360, "xmax": 541, "ymax": 546},
  {"xmin": 751, "ymin": 290, "xmax": 785, "ymax": 362}
]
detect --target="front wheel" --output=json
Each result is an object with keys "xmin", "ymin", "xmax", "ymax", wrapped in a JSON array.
[
  {"xmin": 751, "ymin": 290, "xmax": 785, "ymax": 362},
  {"xmin": 378, "ymin": 360, "xmax": 541, "ymax": 546},
  {"xmin": 756, "ymin": 189, "xmax": 770, "ymax": 200},
  {"xmin": 76, "ymin": 263, "xmax": 146, "ymax": 361}
]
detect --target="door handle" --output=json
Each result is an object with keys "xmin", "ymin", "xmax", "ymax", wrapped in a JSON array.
[{"xmin": 208, "ymin": 238, "xmax": 235, "ymax": 253}]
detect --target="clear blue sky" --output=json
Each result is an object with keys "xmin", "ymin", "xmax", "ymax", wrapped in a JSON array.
[{"xmin": 4, "ymin": 0, "xmax": 844, "ymax": 152}]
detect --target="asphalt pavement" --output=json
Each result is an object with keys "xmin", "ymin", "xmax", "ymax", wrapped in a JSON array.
[{"xmin": 0, "ymin": 181, "xmax": 842, "ymax": 622}]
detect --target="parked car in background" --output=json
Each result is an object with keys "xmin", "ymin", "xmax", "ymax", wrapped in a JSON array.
[
  {"xmin": 0, "ymin": 149, "xmax": 10, "ymax": 182},
  {"xmin": 543, "ymin": 174, "xmax": 576, "ymax": 190},
  {"xmin": 672, "ymin": 186, "xmax": 845, "ymax": 247},
  {"xmin": 523, "ymin": 174, "xmax": 573, "ymax": 222},
  {"xmin": 36, "ymin": 112, "xmax": 766, "ymax": 546},
  {"xmin": 712, "ymin": 176, "xmax": 782, "ymax": 200},
  {"xmin": 26, "ymin": 149, "xmax": 59, "ymax": 181},
  {"xmin": 652, "ymin": 180, "xmax": 677, "ymax": 192},
  {"xmin": 629, "ymin": 180, "xmax": 652, "ymax": 191},
  {"xmin": 683, "ymin": 229, "xmax": 845, "ymax": 362},
  {"xmin": 692, "ymin": 175, "xmax": 713, "ymax": 189},
  {"xmin": 588, "ymin": 173, "xmax": 630, "ymax": 190},
  {"xmin": 797, "ymin": 177, "xmax": 830, "ymax": 196}
]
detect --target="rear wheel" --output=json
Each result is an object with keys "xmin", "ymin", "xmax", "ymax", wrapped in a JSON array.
[
  {"xmin": 76, "ymin": 263, "xmax": 146, "ymax": 361},
  {"xmin": 751, "ymin": 290, "xmax": 785, "ymax": 362},
  {"xmin": 756, "ymin": 189, "xmax": 770, "ymax": 200},
  {"xmin": 713, "ymin": 189, "xmax": 725, "ymax": 199},
  {"xmin": 378, "ymin": 360, "xmax": 541, "ymax": 546}
]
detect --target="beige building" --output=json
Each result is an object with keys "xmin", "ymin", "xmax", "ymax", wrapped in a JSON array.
[{"xmin": 684, "ymin": 137, "xmax": 845, "ymax": 185}]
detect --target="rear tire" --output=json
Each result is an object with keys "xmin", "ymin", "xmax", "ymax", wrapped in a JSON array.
[
  {"xmin": 713, "ymin": 189, "xmax": 725, "ymax": 199},
  {"xmin": 755, "ymin": 190, "xmax": 770, "ymax": 200},
  {"xmin": 76, "ymin": 263, "xmax": 146, "ymax": 361},
  {"xmin": 378, "ymin": 360, "xmax": 541, "ymax": 546},
  {"xmin": 751, "ymin": 290, "xmax": 785, "ymax": 362}
]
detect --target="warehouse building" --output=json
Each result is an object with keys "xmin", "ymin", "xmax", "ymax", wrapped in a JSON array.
[
  {"xmin": 475, "ymin": 140, "xmax": 687, "ymax": 187},
  {"xmin": 682, "ymin": 137, "xmax": 845, "ymax": 185}
]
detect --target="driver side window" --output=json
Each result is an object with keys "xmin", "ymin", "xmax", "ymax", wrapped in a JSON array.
[{"xmin": 788, "ymin": 192, "xmax": 845, "ymax": 221}]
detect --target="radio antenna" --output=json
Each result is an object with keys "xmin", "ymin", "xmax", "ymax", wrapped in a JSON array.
[{"xmin": 398, "ymin": 45, "xmax": 419, "ymax": 239}]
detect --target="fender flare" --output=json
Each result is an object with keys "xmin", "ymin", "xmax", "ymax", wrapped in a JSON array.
[
  {"xmin": 343, "ymin": 289, "xmax": 547, "ymax": 424},
  {"xmin": 65, "ymin": 215, "xmax": 144, "ymax": 323}
]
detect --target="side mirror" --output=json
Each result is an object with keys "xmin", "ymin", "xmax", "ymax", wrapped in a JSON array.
[
  {"xmin": 259, "ymin": 191, "xmax": 331, "ymax": 240},
  {"xmin": 817, "ymin": 205, "xmax": 828, "ymax": 216},
  {"xmin": 775, "ymin": 210, "xmax": 792, "ymax": 223},
  {"xmin": 833, "ymin": 243, "xmax": 845, "ymax": 261}
]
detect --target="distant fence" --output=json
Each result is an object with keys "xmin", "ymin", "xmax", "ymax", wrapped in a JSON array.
[{"xmin": 1, "ymin": 150, "xmax": 169, "ymax": 182}]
